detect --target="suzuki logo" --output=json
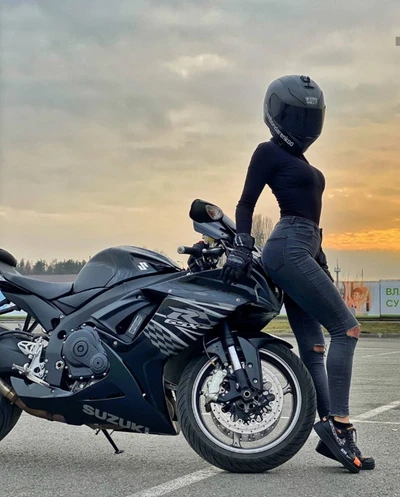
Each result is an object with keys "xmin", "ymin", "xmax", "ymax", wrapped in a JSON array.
[
  {"xmin": 138, "ymin": 262, "xmax": 150, "ymax": 271},
  {"xmin": 82, "ymin": 405, "xmax": 150, "ymax": 433}
]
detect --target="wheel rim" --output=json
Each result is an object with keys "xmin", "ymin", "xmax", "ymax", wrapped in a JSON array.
[{"xmin": 191, "ymin": 349, "xmax": 302, "ymax": 454}]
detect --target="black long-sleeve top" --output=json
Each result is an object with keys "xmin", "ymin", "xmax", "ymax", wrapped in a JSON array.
[{"xmin": 236, "ymin": 139, "xmax": 326, "ymax": 234}]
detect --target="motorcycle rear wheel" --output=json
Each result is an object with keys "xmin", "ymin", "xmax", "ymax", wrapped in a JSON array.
[
  {"xmin": 0, "ymin": 379, "xmax": 22, "ymax": 443},
  {"xmin": 177, "ymin": 342, "xmax": 316, "ymax": 473}
]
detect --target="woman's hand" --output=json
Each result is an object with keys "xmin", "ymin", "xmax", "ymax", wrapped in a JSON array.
[
  {"xmin": 187, "ymin": 241, "xmax": 208, "ymax": 273},
  {"xmin": 221, "ymin": 234, "xmax": 254, "ymax": 285}
]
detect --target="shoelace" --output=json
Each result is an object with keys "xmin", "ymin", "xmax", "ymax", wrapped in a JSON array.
[{"xmin": 344, "ymin": 427, "xmax": 361, "ymax": 457}]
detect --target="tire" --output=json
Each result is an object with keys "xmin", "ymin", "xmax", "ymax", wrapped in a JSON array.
[
  {"xmin": 177, "ymin": 342, "xmax": 316, "ymax": 473},
  {"xmin": 0, "ymin": 381, "xmax": 22, "ymax": 443}
]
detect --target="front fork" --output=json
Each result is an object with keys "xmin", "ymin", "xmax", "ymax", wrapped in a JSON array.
[{"xmin": 207, "ymin": 322, "xmax": 264, "ymax": 401}]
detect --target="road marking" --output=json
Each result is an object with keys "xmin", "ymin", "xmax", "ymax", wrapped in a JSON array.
[
  {"xmin": 125, "ymin": 400, "xmax": 400, "ymax": 497},
  {"xmin": 125, "ymin": 469, "xmax": 220, "ymax": 497},
  {"xmin": 361, "ymin": 350, "xmax": 400, "ymax": 359},
  {"xmin": 354, "ymin": 400, "xmax": 400, "ymax": 420},
  {"xmin": 352, "ymin": 420, "xmax": 400, "ymax": 425}
]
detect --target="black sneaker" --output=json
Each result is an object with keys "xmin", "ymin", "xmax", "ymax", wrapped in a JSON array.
[
  {"xmin": 316, "ymin": 440, "xmax": 375, "ymax": 470},
  {"xmin": 314, "ymin": 418, "xmax": 363, "ymax": 473}
]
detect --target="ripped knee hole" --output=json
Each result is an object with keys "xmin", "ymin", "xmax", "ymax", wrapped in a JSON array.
[
  {"xmin": 346, "ymin": 326, "xmax": 361, "ymax": 339},
  {"xmin": 313, "ymin": 345, "xmax": 326, "ymax": 354}
]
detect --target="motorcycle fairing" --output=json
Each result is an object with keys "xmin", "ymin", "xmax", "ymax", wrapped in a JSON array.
[{"xmin": 10, "ymin": 342, "xmax": 176, "ymax": 435}]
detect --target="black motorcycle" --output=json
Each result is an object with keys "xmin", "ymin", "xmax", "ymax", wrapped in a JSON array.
[{"xmin": 0, "ymin": 199, "xmax": 316, "ymax": 473}]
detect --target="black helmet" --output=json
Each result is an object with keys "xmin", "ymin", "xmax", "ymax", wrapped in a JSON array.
[{"xmin": 263, "ymin": 75, "xmax": 326, "ymax": 154}]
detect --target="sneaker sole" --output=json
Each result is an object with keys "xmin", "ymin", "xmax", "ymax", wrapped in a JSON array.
[
  {"xmin": 314, "ymin": 422, "xmax": 361, "ymax": 473},
  {"xmin": 315, "ymin": 441, "xmax": 375, "ymax": 470}
]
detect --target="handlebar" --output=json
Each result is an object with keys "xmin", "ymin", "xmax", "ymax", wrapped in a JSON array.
[
  {"xmin": 177, "ymin": 246, "xmax": 225, "ymax": 257},
  {"xmin": 177, "ymin": 246, "xmax": 199, "ymax": 256}
]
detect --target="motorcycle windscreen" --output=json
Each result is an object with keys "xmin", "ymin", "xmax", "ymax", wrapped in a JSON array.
[{"xmin": 193, "ymin": 221, "xmax": 233, "ymax": 242}]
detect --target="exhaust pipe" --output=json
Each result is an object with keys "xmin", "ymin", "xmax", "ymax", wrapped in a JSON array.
[{"xmin": 0, "ymin": 377, "xmax": 65, "ymax": 423}]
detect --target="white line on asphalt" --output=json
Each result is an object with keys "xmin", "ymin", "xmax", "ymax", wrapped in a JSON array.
[
  {"xmin": 125, "ymin": 469, "xmax": 220, "ymax": 497},
  {"xmin": 361, "ymin": 350, "xmax": 400, "ymax": 359},
  {"xmin": 354, "ymin": 400, "xmax": 400, "ymax": 420},
  {"xmin": 352, "ymin": 420, "xmax": 400, "ymax": 425},
  {"xmin": 125, "ymin": 400, "xmax": 400, "ymax": 497}
]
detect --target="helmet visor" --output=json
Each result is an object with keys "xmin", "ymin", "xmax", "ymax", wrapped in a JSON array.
[{"xmin": 269, "ymin": 93, "xmax": 325, "ymax": 137}]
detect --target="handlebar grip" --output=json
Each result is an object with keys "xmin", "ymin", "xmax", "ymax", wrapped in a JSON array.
[
  {"xmin": 202, "ymin": 247, "xmax": 224, "ymax": 256},
  {"xmin": 177, "ymin": 245, "xmax": 198, "ymax": 256}
]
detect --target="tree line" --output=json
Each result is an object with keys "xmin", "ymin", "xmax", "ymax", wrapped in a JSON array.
[
  {"xmin": 15, "ymin": 248, "xmax": 168, "ymax": 275},
  {"xmin": 17, "ymin": 259, "xmax": 87, "ymax": 275}
]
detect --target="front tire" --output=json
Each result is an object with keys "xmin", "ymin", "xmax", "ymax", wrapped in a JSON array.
[{"xmin": 177, "ymin": 343, "xmax": 316, "ymax": 473}]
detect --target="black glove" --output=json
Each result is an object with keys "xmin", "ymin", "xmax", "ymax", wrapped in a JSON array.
[
  {"xmin": 221, "ymin": 234, "xmax": 254, "ymax": 285},
  {"xmin": 316, "ymin": 248, "xmax": 334, "ymax": 282},
  {"xmin": 187, "ymin": 241, "xmax": 208, "ymax": 273}
]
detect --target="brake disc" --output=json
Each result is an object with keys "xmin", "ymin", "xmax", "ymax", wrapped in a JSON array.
[{"xmin": 210, "ymin": 363, "xmax": 284, "ymax": 441}]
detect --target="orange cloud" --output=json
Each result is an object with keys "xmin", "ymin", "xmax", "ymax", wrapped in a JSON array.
[{"xmin": 324, "ymin": 228, "xmax": 400, "ymax": 251}]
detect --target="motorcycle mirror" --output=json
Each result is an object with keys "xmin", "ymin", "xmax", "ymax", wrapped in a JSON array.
[{"xmin": 189, "ymin": 199, "xmax": 224, "ymax": 223}]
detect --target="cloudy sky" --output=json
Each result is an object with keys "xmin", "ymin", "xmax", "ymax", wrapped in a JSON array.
[{"xmin": 1, "ymin": 0, "xmax": 400, "ymax": 280}]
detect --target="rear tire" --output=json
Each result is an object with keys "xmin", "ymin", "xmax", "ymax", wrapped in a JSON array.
[
  {"xmin": 177, "ymin": 343, "xmax": 316, "ymax": 473},
  {"xmin": 0, "ymin": 381, "xmax": 22, "ymax": 443}
]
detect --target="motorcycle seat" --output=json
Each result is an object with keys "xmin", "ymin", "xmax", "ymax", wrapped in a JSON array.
[{"xmin": 2, "ymin": 272, "xmax": 73, "ymax": 300}]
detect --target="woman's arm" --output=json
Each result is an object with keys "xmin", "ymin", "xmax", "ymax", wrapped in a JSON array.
[
  {"xmin": 236, "ymin": 143, "xmax": 275, "ymax": 235},
  {"xmin": 221, "ymin": 143, "xmax": 276, "ymax": 284}
]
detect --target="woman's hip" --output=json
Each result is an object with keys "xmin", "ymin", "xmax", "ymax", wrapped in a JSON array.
[{"xmin": 262, "ymin": 218, "xmax": 322, "ymax": 272}]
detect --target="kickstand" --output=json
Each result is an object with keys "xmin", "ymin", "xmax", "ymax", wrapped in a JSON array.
[{"xmin": 96, "ymin": 429, "xmax": 124, "ymax": 454}]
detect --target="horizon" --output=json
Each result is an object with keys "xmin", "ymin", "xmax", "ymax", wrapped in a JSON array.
[{"xmin": 1, "ymin": 1, "xmax": 400, "ymax": 281}]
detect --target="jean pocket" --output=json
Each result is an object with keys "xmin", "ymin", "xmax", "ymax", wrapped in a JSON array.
[
  {"xmin": 294, "ymin": 224, "xmax": 319, "ymax": 240},
  {"xmin": 262, "ymin": 236, "xmax": 287, "ymax": 272}
]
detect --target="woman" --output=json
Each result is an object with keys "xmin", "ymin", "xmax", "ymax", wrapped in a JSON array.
[{"xmin": 221, "ymin": 74, "xmax": 374, "ymax": 473}]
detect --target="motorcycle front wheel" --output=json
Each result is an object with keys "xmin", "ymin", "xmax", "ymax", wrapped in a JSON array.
[{"xmin": 177, "ymin": 342, "xmax": 316, "ymax": 473}]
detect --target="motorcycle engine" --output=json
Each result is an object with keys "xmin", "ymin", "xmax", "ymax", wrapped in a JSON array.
[{"xmin": 61, "ymin": 326, "xmax": 109, "ymax": 380}]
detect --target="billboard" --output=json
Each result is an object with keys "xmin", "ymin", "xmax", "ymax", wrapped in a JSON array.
[
  {"xmin": 380, "ymin": 280, "xmax": 400, "ymax": 317},
  {"xmin": 339, "ymin": 281, "xmax": 380, "ymax": 318},
  {"xmin": 279, "ymin": 280, "xmax": 400, "ymax": 319}
]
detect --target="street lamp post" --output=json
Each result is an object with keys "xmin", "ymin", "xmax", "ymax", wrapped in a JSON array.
[{"xmin": 334, "ymin": 259, "xmax": 341, "ymax": 289}]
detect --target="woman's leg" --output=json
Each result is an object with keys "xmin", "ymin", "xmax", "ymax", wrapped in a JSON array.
[
  {"xmin": 263, "ymin": 234, "xmax": 359, "ymax": 418},
  {"xmin": 262, "ymin": 227, "xmax": 370, "ymax": 472},
  {"xmin": 284, "ymin": 294, "xmax": 330, "ymax": 419}
]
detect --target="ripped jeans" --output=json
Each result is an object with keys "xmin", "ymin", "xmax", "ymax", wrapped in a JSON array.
[{"xmin": 262, "ymin": 216, "xmax": 360, "ymax": 418}]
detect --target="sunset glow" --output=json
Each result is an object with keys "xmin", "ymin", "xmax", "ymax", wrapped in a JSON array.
[{"xmin": 325, "ymin": 228, "xmax": 400, "ymax": 251}]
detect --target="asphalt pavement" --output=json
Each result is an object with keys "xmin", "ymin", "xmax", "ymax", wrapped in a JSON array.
[{"xmin": 0, "ymin": 337, "xmax": 399, "ymax": 497}]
